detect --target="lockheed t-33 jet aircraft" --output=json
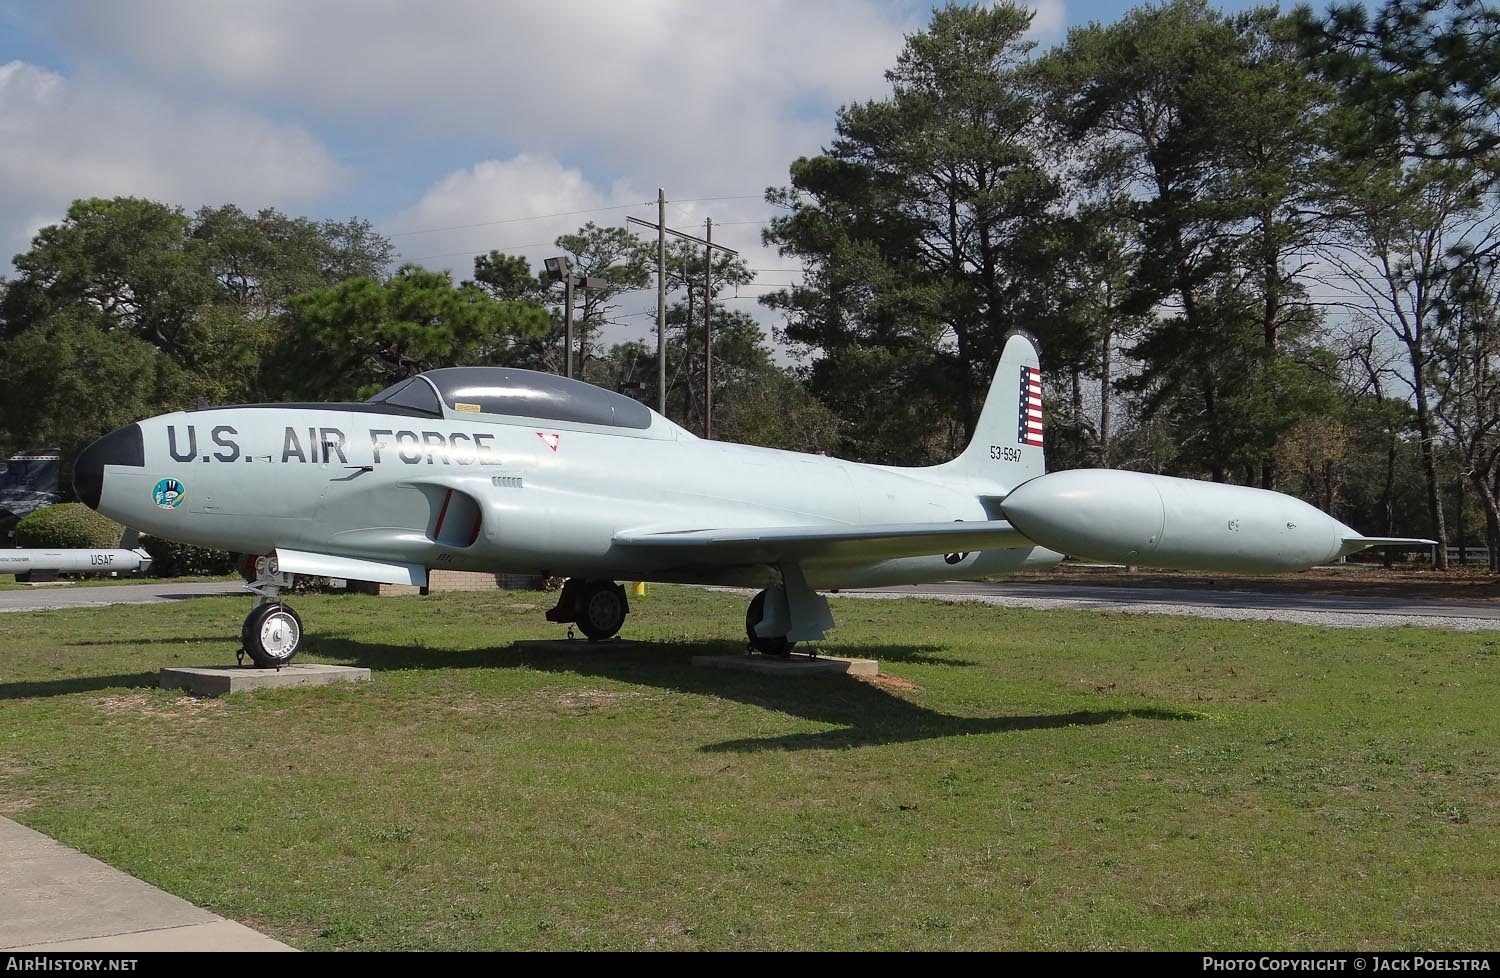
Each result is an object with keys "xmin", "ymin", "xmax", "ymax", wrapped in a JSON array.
[{"xmin": 73, "ymin": 332, "xmax": 1427, "ymax": 667}]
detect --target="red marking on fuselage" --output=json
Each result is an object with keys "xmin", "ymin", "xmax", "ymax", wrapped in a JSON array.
[{"xmin": 434, "ymin": 488, "xmax": 453, "ymax": 539}]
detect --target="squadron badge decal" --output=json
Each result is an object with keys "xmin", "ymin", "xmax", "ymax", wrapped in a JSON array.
[{"xmin": 152, "ymin": 478, "xmax": 187, "ymax": 510}]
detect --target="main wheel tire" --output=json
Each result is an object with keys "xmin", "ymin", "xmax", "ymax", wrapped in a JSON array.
[
  {"xmin": 241, "ymin": 603, "xmax": 303, "ymax": 667},
  {"xmin": 573, "ymin": 580, "xmax": 628, "ymax": 642},
  {"xmin": 745, "ymin": 589, "xmax": 795, "ymax": 657}
]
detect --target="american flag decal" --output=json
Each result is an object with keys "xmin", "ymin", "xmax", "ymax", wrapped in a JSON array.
[{"xmin": 1017, "ymin": 365, "xmax": 1043, "ymax": 447}]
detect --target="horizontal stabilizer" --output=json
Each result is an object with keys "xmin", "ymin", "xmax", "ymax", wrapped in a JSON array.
[
  {"xmin": 614, "ymin": 520, "xmax": 1034, "ymax": 567},
  {"xmin": 1337, "ymin": 536, "xmax": 1438, "ymax": 558}
]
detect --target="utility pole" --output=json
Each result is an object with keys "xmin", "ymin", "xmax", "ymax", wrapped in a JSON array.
[
  {"xmin": 685, "ymin": 288, "xmax": 695, "ymax": 422},
  {"xmin": 704, "ymin": 217, "xmax": 713, "ymax": 440},
  {"xmin": 626, "ymin": 211, "xmax": 737, "ymax": 431},
  {"xmin": 656, "ymin": 189, "xmax": 666, "ymax": 414},
  {"xmin": 563, "ymin": 273, "xmax": 575, "ymax": 379}
]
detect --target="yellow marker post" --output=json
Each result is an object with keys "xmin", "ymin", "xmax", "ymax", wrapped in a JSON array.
[{"xmin": 631, "ymin": 581, "xmax": 646, "ymax": 597}]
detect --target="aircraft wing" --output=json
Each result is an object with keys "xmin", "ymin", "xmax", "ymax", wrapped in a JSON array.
[{"xmin": 613, "ymin": 520, "xmax": 1034, "ymax": 566}]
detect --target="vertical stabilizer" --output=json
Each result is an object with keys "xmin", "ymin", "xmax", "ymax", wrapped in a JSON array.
[{"xmin": 932, "ymin": 331, "xmax": 1045, "ymax": 493}]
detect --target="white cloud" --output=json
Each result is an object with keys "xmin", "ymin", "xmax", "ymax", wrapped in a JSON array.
[
  {"xmin": 1026, "ymin": 0, "xmax": 1068, "ymax": 41},
  {"xmin": 43, "ymin": 0, "xmax": 918, "ymax": 196},
  {"xmin": 53, "ymin": 1, "xmax": 909, "ymax": 111},
  {"xmin": 29, "ymin": 1, "xmax": 952, "ymax": 345},
  {"xmin": 386, "ymin": 153, "xmax": 796, "ymax": 350},
  {"xmin": 385, "ymin": 154, "xmax": 647, "ymax": 271},
  {"xmin": 8, "ymin": 2, "xmax": 1056, "ymax": 353},
  {"xmin": 0, "ymin": 59, "xmax": 349, "ymax": 265}
]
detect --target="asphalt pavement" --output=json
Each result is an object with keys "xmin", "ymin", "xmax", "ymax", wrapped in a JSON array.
[
  {"xmin": 0, "ymin": 580, "xmax": 244, "ymax": 613},
  {"xmin": 842, "ymin": 580, "xmax": 1499, "ymax": 630},
  {"xmin": 850, "ymin": 579, "xmax": 1500, "ymax": 619}
]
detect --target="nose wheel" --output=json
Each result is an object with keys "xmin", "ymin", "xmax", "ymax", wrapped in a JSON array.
[{"xmin": 241, "ymin": 603, "xmax": 303, "ymax": 668}]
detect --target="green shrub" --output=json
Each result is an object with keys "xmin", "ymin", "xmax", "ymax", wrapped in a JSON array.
[
  {"xmin": 14, "ymin": 504, "xmax": 123, "ymax": 549},
  {"xmin": 291, "ymin": 575, "xmax": 341, "ymax": 594},
  {"xmin": 139, "ymin": 535, "xmax": 238, "ymax": 577}
]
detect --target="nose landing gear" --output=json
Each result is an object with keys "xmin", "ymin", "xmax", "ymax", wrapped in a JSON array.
[
  {"xmin": 239, "ymin": 554, "xmax": 302, "ymax": 668},
  {"xmin": 241, "ymin": 602, "xmax": 303, "ymax": 667}
]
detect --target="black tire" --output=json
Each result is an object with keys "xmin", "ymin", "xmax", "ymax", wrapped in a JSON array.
[
  {"xmin": 573, "ymin": 580, "xmax": 628, "ymax": 642},
  {"xmin": 745, "ymin": 589, "xmax": 795, "ymax": 657},
  {"xmin": 241, "ymin": 603, "xmax": 302, "ymax": 667}
]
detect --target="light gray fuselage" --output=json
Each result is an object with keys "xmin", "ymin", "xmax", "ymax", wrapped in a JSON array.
[{"xmin": 103, "ymin": 406, "xmax": 1060, "ymax": 590}]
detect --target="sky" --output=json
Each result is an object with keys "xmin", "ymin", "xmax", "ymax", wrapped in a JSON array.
[{"xmin": 0, "ymin": 0, "xmax": 1276, "ymax": 339}]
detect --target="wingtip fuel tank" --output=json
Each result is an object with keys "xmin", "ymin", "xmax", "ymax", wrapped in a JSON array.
[{"xmin": 1000, "ymin": 469, "xmax": 1398, "ymax": 574}]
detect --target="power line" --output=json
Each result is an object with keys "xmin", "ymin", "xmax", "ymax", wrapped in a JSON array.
[
  {"xmin": 657, "ymin": 216, "xmax": 775, "ymax": 229},
  {"xmin": 406, "ymin": 240, "xmax": 559, "ymax": 262},
  {"xmin": 389, "ymin": 202, "xmax": 651, "ymax": 238},
  {"xmin": 671, "ymin": 194, "xmax": 767, "ymax": 204},
  {"xmin": 389, "ymin": 193, "xmax": 777, "ymax": 240}
]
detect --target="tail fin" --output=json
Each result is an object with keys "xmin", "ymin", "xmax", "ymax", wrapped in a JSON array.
[{"xmin": 932, "ymin": 331, "xmax": 1045, "ymax": 492}]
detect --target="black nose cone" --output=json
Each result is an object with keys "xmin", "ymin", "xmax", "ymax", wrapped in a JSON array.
[{"xmin": 74, "ymin": 423, "xmax": 144, "ymax": 510}]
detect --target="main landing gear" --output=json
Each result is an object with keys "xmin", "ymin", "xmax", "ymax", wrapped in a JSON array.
[
  {"xmin": 744, "ymin": 570, "xmax": 835, "ymax": 656},
  {"xmin": 745, "ymin": 589, "xmax": 794, "ymax": 657},
  {"xmin": 238, "ymin": 555, "xmax": 302, "ymax": 668},
  {"xmin": 546, "ymin": 578, "xmax": 630, "ymax": 641}
]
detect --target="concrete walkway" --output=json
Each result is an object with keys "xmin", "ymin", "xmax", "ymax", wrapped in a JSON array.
[
  {"xmin": 0, "ymin": 817, "xmax": 293, "ymax": 952},
  {"xmin": 0, "ymin": 581, "xmax": 244, "ymax": 613}
]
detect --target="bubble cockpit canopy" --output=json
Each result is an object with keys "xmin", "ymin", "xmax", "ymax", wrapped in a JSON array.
[{"xmin": 368, "ymin": 367, "xmax": 654, "ymax": 430}]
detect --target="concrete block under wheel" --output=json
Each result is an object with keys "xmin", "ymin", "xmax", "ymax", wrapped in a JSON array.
[
  {"xmin": 691, "ymin": 653, "xmax": 880, "ymax": 677},
  {"xmin": 159, "ymin": 663, "xmax": 371, "ymax": 697}
]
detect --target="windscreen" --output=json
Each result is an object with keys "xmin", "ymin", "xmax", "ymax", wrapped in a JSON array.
[{"xmin": 367, "ymin": 377, "xmax": 443, "ymax": 416}]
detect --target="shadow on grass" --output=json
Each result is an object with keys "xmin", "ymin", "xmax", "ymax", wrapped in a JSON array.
[
  {"xmin": 0, "ymin": 673, "xmax": 156, "ymax": 700},
  {"xmin": 64, "ymin": 637, "xmax": 228, "ymax": 647},
  {"xmin": 310, "ymin": 635, "xmax": 1199, "ymax": 752},
  {"xmin": 856, "ymin": 646, "xmax": 975, "ymax": 667},
  {"xmin": 707, "ymin": 706, "xmax": 1196, "ymax": 752}
]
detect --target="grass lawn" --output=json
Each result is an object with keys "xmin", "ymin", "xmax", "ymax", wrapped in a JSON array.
[{"xmin": 0, "ymin": 587, "xmax": 1494, "ymax": 950}]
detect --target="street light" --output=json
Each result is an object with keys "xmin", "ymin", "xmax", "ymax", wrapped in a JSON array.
[{"xmin": 544, "ymin": 256, "xmax": 606, "ymax": 379}]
